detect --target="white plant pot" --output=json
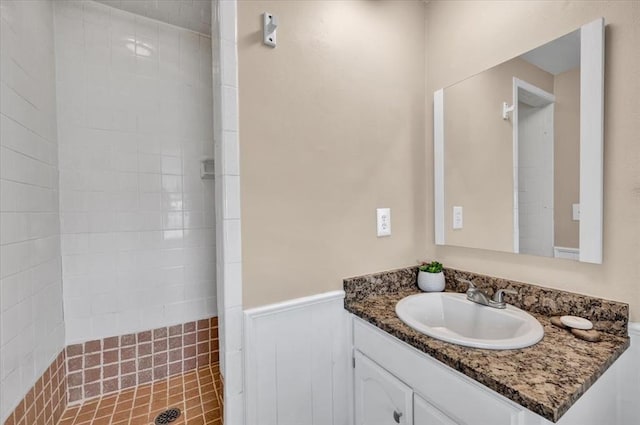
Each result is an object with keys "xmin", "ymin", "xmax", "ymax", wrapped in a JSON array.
[{"xmin": 417, "ymin": 271, "xmax": 445, "ymax": 292}]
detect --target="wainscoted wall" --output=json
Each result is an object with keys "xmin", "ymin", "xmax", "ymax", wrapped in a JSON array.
[
  {"xmin": 0, "ymin": 0, "xmax": 66, "ymax": 422},
  {"xmin": 53, "ymin": 0, "xmax": 217, "ymax": 343},
  {"xmin": 244, "ymin": 291, "xmax": 351, "ymax": 425}
]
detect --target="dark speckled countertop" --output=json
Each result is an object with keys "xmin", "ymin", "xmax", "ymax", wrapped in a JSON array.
[{"xmin": 344, "ymin": 267, "xmax": 630, "ymax": 423}]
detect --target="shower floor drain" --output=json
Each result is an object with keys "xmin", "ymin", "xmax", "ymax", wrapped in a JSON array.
[{"xmin": 154, "ymin": 407, "xmax": 181, "ymax": 425}]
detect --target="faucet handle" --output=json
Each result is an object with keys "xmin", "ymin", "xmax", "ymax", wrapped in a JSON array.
[
  {"xmin": 456, "ymin": 278, "xmax": 476, "ymax": 289},
  {"xmin": 493, "ymin": 288, "xmax": 517, "ymax": 303}
]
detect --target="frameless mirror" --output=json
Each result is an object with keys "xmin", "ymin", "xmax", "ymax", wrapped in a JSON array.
[{"xmin": 434, "ymin": 18, "xmax": 604, "ymax": 263}]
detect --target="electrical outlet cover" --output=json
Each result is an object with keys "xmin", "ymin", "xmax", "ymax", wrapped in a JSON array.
[{"xmin": 376, "ymin": 208, "xmax": 391, "ymax": 237}]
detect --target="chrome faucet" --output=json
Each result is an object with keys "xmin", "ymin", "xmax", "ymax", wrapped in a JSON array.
[{"xmin": 457, "ymin": 278, "xmax": 517, "ymax": 309}]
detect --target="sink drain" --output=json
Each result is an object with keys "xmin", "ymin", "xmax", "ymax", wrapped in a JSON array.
[{"xmin": 155, "ymin": 407, "xmax": 181, "ymax": 425}]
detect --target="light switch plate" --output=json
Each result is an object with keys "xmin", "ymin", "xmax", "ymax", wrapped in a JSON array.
[
  {"xmin": 572, "ymin": 203, "xmax": 580, "ymax": 221},
  {"xmin": 377, "ymin": 208, "xmax": 391, "ymax": 237},
  {"xmin": 453, "ymin": 206, "xmax": 463, "ymax": 229}
]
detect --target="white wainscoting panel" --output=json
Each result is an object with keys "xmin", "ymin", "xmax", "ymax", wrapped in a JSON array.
[
  {"xmin": 618, "ymin": 322, "xmax": 640, "ymax": 424},
  {"xmin": 244, "ymin": 290, "xmax": 351, "ymax": 425}
]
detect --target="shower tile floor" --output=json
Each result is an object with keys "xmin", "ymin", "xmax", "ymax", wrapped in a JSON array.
[{"xmin": 56, "ymin": 364, "xmax": 223, "ymax": 425}]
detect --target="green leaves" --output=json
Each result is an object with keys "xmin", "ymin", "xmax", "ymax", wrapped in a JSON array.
[{"xmin": 419, "ymin": 261, "xmax": 443, "ymax": 274}]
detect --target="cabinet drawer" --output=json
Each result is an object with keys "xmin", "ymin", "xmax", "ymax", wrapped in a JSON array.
[
  {"xmin": 414, "ymin": 394, "xmax": 460, "ymax": 425},
  {"xmin": 353, "ymin": 317, "xmax": 523, "ymax": 425}
]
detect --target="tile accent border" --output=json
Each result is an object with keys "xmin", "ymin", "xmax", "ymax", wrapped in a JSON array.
[
  {"xmin": 2, "ymin": 352, "xmax": 67, "ymax": 425},
  {"xmin": 3, "ymin": 318, "xmax": 219, "ymax": 424},
  {"xmin": 343, "ymin": 266, "xmax": 629, "ymax": 337},
  {"xmin": 65, "ymin": 317, "xmax": 219, "ymax": 404},
  {"xmin": 56, "ymin": 365, "xmax": 222, "ymax": 425}
]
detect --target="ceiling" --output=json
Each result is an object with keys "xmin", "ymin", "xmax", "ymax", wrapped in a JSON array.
[
  {"xmin": 94, "ymin": 0, "xmax": 212, "ymax": 35},
  {"xmin": 520, "ymin": 29, "xmax": 581, "ymax": 75}
]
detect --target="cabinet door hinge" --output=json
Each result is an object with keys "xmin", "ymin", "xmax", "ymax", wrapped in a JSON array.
[{"xmin": 352, "ymin": 356, "xmax": 356, "ymax": 368}]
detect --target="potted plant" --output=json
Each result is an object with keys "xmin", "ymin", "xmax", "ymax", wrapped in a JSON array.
[{"xmin": 417, "ymin": 261, "xmax": 445, "ymax": 292}]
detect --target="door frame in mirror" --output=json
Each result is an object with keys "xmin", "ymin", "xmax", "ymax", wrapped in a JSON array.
[
  {"xmin": 434, "ymin": 89, "xmax": 445, "ymax": 246},
  {"xmin": 511, "ymin": 77, "xmax": 557, "ymax": 256},
  {"xmin": 433, "ymin": 18, "xmax": 605, "ymax": 264}
]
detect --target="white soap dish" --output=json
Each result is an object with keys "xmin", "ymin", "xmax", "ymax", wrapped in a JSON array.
[{"xmin": 560, "ymin": 315, "xmax": 593, "ymax": 330}]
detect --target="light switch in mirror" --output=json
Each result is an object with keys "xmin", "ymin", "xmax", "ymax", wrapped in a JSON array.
[{"xmin": 434, "ymin": 18, "xmax": 604, "ymax": 264}]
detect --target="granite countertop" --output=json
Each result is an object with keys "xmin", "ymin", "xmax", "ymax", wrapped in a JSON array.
[{"xmin": 344, "ymin": 267, "xmax": 630, "ymax": 423}]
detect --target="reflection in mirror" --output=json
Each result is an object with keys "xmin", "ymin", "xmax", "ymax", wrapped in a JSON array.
[
  {"xmin": 433, "ymin": 19, "xmax": 604, "ymax": 263},
  {"xmin": 516, "ymin": 30, "xmax": 581, "ymax": 258}
]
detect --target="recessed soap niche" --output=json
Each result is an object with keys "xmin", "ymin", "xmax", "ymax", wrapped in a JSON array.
[{"xmin": 201, "ymin": 158, "xmax": 215, "ymax": 179}]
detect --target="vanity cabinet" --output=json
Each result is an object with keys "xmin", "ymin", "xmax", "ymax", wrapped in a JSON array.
[
  {"xmin": 351, "ymin": 315, "xmax": 621, "ymax": 425},
  {"xmin": 355, "ymin": 349, "xmax": 460, "ymax": 425},
  {"xmin": 353, "ymin": 316, "xmax": 520, "ymax": 425},
  {"xmin": 354, "ymin": 350, "xmax": 413, "ymax": 424}
]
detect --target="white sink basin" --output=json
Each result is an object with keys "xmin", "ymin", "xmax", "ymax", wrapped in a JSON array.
[{"xmin": 395, "ymin": 293, "xmax": 544, "ymax": 350}]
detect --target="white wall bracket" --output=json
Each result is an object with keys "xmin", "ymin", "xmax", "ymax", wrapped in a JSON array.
[
  {"xmin": 502, "ymin": 102, "xmax": 515, "ymax": 120},
  {"xmin": 263, "ymin": 12, "xmax": 278, "ymax": 48}
]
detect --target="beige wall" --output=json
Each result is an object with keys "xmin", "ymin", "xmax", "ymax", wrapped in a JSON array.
[
  {"xmin": 443, "ymin": 57, "xmax": 553, "ymax": 252},
  {"xmin": 426, "ymin": 1, "xmax": 640, "ymax": 320},
  {"xmin": 237, "ymin": 0, "xmax": 639, "ymax": 320},
  {"xmin": 553, "ymin": 67, "xmax": 580, "ymax": 249},
  {"xmin": 238, "ymin": 1, "xmax": 427, "ymax": 308}
]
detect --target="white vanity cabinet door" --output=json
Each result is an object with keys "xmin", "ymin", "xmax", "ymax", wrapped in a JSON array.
[
  {"xmin": 355, "ymin": 350, "xmax": 414, "ymax": 425},
  {"xmin": 353, "ymin": 317, "xmax": 524, "ymax": 425},
  {"xmin": 414, "ymin": 394, "xmax": 461, "ymax": 425}
]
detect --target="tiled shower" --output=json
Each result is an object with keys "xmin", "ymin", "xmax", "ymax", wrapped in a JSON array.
[
  {"xmin": 55, "ymin": 0, "xmax": 216, "ymax": 346},
  {"xmin": 0, "ymin": 0, "xmax": 228, "ymax": 424}
]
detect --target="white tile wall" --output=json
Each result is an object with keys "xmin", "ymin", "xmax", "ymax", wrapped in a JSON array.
[
  {"xmin": 53, "ymin": 0, "xmax": 217, "ymax": 344},
  {"xmin": 212, "ymin": 0, "xmax": 244, "ymax": 423},
  {"xmin": 0, "ymin": 0, "xmax": 65, "ymax": 422},
  {"xmin": 95, "ymin": 0, "xmax": 212, "ymax": 36},
  {"xmin": 517, "ymin": 103, "xmax": 555, "ymax": 257}
]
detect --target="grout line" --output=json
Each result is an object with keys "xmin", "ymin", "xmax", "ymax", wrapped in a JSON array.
[{"xmin": 54, "ymin": 364, "xmax": 223, "ymax": 424}]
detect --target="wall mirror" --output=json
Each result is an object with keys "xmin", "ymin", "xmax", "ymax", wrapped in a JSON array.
[{"xmin": 434, "ymin": 18, "xmax": 604, "ymax": 263}]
